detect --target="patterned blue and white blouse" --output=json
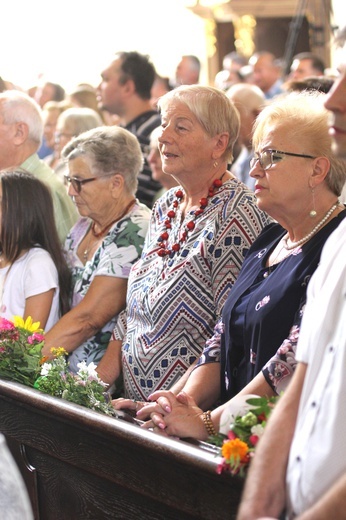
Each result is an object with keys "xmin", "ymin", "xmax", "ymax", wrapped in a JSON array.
[{"xmin": 113, "ymin": 179, "xmax": 271, "ymax": 400}]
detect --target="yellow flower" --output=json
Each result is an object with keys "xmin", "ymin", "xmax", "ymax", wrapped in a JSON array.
[
  {"xmin": 222, "ymin": 438, "xmax": 249, "ymax": 462},
  {"xmin": 50, "ymin": 347, "xmax": 68, "ymax": 357},
  {"xmin": 13, "ymin": 316, "xmax": 42, "ymax": 333}
]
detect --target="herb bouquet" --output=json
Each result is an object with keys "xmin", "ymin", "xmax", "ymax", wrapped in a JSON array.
[
  {"xmin": 209, "ymin": 394, "xmax": 279, "ymax": 476},
  {"xmin": 34, "ymin": 349, "xmax": 115, "ymax": 416}
]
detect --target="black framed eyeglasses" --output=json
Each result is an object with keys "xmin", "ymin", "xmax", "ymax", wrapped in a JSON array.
[
  {"xmin": 250, "ymin": 149, "xmax": 316, "ymax": 171},
  {"xmin": 64, "ymin": 173, "xmax": 115, "ymax": 193}
]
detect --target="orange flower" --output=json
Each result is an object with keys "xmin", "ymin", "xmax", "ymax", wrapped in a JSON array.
[{"xmin": 222, "ymin": 438, "xmax": 249, "ymax": 462}]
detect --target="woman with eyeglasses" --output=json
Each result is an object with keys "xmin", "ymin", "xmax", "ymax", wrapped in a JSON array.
[
  {"xmin": 41, "ymin": 126, "xmax": 151, "ymax": 374},
  {"xmin": 138, "ymin": 91, "xmax": 346, "ymax": 440}
]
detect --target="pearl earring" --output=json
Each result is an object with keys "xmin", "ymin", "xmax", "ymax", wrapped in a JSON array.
[{"xmin": 310, "ymin": 187, "xmax": 317, "ymax": 218}]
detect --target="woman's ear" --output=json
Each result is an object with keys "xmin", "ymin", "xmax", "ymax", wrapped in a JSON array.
[
  {"xmin": 212, "ymin": 132, "xmax": 229, "ymax": 160},
  {"xmin": 309, "ymin": 156, "xmax": 330, "ymax": 187},
  {"xmin": 109, "ymin": 173, "xmax": 125, "ymax": 197}
]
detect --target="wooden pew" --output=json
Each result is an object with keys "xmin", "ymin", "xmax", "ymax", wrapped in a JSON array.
[{"xmin": 0, "ymin": 379, "xmax": 243, "ymax": 519}]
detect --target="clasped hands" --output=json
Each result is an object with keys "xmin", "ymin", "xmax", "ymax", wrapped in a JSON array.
[{"xmin": 112, "ymin": 391, "xmax": 208, "ymax": 440}]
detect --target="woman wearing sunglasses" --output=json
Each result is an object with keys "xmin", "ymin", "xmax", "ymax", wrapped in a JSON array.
[
  {"xmin": 41, "ymin": 126, "xmax": 150, "ymax": 373},
  {"xmin": 138, "ymin": 91, "xmax": 346, "ymax": 440}
]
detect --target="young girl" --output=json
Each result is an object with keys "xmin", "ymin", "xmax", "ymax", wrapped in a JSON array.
[{"xmin": 0, "ymin": 170, "xmax": 71, "ymax": 331}]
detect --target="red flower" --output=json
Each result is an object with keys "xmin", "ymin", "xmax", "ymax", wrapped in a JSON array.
[{"xmin": 249, "ymin": 434, "xmax": 259, "ymax": 446}]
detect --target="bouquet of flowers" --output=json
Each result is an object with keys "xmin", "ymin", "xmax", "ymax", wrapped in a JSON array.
[
  {"xmin": 34, "ymin": 348, "xmax": 115, "ymax": 416},
  {"xmin": 0, "ymin": 316, "xmax": 45, "ymax": 386},
  {"xmin": 209, "ymin": 395, "xmax": 279, "ymax": 476},
  {"xmin": 0, "ymin": 316, "xmax": 115, "ymax": 417}
]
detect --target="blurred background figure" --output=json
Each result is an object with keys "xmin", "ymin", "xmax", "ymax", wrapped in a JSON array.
[
  {"xmin": 288, "ymin": 52, "xmax": 325, "ymax": 80},
  {"xmin": 33, "ymin": 80, "xmax": 66, "ymax": 158},
  {"xmin": 147, "ymin": 126, "xmax": 178, "ymax": 202},
  {"xmin": 47, "ymin": 107, "xmax": 103, "ymax": 181},
  {"xmin": 68, "ymin": 83, "xmax": 107, "ymax": 123},
  {"xmin": 150, "ymin": 74, "xmax": 172, "ymax": 110},
  {"xmin": 227, "ymin": 83, "xmax": 266, "ymax": 191},
  {"xmin": 97, "ymin": 51, "xmax": 162, "ymax": 208},
  {"xmin": 0, "ymin": 434, "xmax": 33, "ymax": 519},
  {"xmin": 214, "ymin": 51, "xmax": 248, "ymax": 91},
  {"xmin": 174, "ymin": 55, "xmax": 201, "ymax": 86},
  {"xmin": 34, "ymin": 80, "xmax": 65, "ymax": 108},
  {"xmin": 249, "ymin": 51, "xmax": 284, "ymax": 99},
  {"xmin": 40, "ymin": 101, "xmax": 68, "ymax": 160}
]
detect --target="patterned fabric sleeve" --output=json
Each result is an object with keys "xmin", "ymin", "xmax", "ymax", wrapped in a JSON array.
[
  {"xmin": 262, "ymin": 299, "xmax": 306, "ymax": 394},
  {"xmin": 112, "ymin": 309, "xmax": 127, "ymax": 342},
  {"xmin": 209, "ymin": 187, "xmax": 271, "ymax": 317},
  {"xmin": 194, "ymin": 318, "xmax": 224, "ymax": 368}
]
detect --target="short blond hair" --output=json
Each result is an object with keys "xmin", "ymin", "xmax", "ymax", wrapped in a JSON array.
[
  {"xmin": 252, "ymin": 91, "xmax": 346, "ymax": 196},
  {"xmin": 158, "ymin": 84, "xmax": 240, "ymax": 163}
]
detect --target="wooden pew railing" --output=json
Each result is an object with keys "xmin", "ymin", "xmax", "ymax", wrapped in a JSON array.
[{"xmin": 0, "ymin": 379, "xmax": 243, "ymax": 519}]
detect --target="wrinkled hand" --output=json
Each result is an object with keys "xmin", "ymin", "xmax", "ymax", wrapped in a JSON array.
[
  {"xmin": 112, "ymin": 397, "xmax": 147, "ymax": 414},
  {"xmin": 137, "ymin": 390, "xmax": 208, "ymax": 440}
]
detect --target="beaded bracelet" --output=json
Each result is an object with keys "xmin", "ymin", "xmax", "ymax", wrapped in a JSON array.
[{"xmin": 201, "ymin": 410, "xmax": 217, "ymax": 436}]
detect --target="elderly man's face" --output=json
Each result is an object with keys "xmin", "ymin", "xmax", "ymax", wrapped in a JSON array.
[{"xmin": 324, "ymin": 44, "xmax": 346, "ymax": 158}]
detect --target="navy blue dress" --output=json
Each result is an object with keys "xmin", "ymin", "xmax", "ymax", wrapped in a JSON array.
[{"xmin": 220, "ymin": 210, "xmax": 346, "ymax": 402}]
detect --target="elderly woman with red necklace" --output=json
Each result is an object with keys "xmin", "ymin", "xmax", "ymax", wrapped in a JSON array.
[{"xmin": 97, "ymin": 85, "xmax": 270, "ymax": 402}]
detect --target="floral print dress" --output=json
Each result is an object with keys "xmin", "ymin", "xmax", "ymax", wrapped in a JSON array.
[{"xmin": 64, "ymin": 202, "xmax": 150, "ymax": 373}]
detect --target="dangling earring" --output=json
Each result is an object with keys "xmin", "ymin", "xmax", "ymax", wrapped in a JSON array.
[
  {"xmin": 213, "ymin": 160, "xmax": 218, "ymax": 168},
  {"xmin": 310, "ymin": 187, "xmax": 317, "ymax": 218}
]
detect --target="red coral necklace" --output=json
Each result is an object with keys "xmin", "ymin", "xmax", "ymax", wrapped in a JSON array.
[{"xmin": 157, "ymin": 173, "xmax": 226, "ymax": 258}]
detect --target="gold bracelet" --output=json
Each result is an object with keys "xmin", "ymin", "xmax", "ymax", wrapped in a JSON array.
[{"xmin": 201, "ymin": 410, "xmax": 217, "ymax": 436}]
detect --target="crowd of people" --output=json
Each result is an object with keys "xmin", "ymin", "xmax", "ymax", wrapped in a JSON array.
[{"xmin": 1, "ymin": 27, "xmax": 346, "ymax": 520}]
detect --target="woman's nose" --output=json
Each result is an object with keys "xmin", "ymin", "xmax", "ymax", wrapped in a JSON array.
[{"xmin": 249, "ymin": 157, "xmax": 263, "ymax": 178}]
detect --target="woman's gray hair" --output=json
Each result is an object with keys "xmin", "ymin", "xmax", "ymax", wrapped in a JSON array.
[
  {"xmin": 252, "ymin": 91, "xmax": 346, "ymax": 196},
  {"xmin": 57, "ymin": 107, "xmax": 103, "ymax": 136},
  {"xmin": 0, "ymin": 90, "xmax": 43, "ymax": 146},
  {"xmin": 61, "ymin": 126, "xmax": 143, "ymax": 195},
  {"xmin": 157, "ymin": 84, "xmax": 240, "ymax": 163}
]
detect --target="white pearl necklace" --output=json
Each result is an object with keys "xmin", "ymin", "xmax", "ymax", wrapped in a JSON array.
[{"xmin": 283, "ymin": 202, "xmax": 340, "ymax": 251}]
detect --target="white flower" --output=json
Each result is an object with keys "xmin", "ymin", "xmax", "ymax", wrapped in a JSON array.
[
  {"xmin": 76, "ymin": 360, "xmax": 99, "ymax": 381},
  {"xmin": 86, "ymin": 362, "xmax": 99, "ymax": 379},
  {"xmin": 40, "ymin": 363, "xmax": 52, "ymax": 376},
  {"xmin": 251, "ymin": 424, "xmax": 265, "ymax": 438}
]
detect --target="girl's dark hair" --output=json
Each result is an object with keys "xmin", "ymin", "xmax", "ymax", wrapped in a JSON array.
[{"xmin": 0, "ymin": 170, "xmax": 71, "ymax": 315}]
